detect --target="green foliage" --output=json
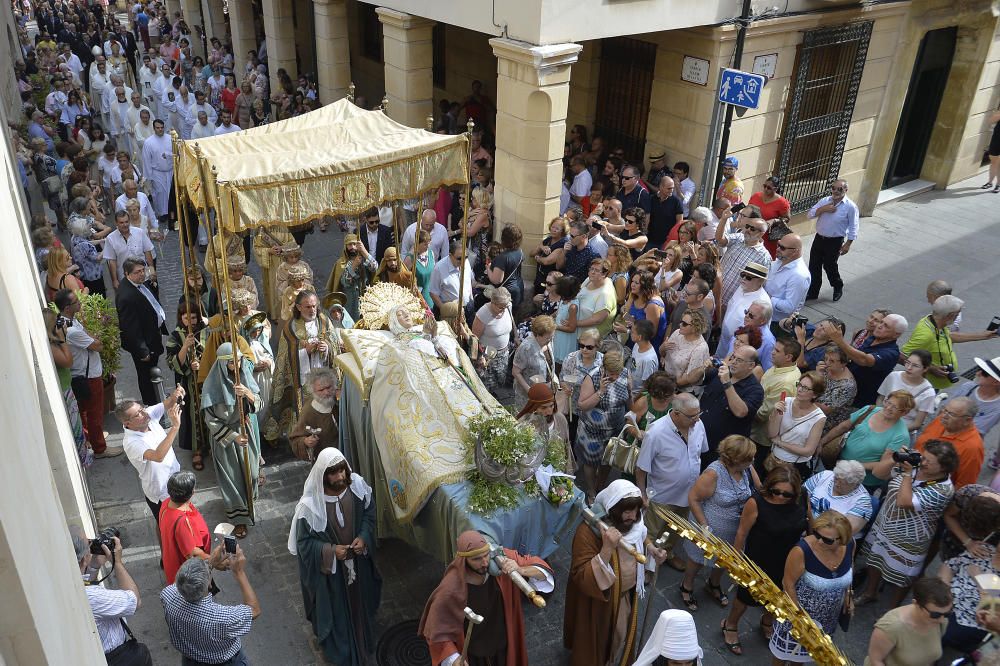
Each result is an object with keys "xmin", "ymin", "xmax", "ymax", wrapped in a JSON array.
[
  {"xmin": 75, "ymin": 293, "xmax": 122, "ymax": 378},
  {"xmin": 464, "ymin": 410, "xmax": 537, "ymax": 466},
  {"xmin": 467, "ymin": 471, "xmax": 521, "ymax": 515}
]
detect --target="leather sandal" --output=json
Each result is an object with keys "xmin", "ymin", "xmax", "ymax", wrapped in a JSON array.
[
  {"xmin": 679, "ymin": 584, "xmax": 698, "ymax": 612},
  {"xmin": 706, "ymin": 581, "xmax": 729, "ymax": 607},
  {"xmin": 721, "ymin": 620, "xmax": 742, "ymax": 655},
  {"xmin": 233, "ymin": 525, "xmax": 248, "ymax": 539},
  {"xmin": 192, "ymin": 453, "xmax": 204, "ymax": 471}
]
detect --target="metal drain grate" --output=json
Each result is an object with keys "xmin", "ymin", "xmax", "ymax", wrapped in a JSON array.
[{"xmin": 375, "ymin": 620, "xmax": 432, "ymax": 666}]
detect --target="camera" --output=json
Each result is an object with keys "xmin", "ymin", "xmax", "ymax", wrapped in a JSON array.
[
  {"xmin": 89, "ymin": 527, "xmax": 121, "ymax": 555},
  {"xmin": 892, "ymin": 449, "xmax": 923, "ymax": 467},
  {"xmin": 56, "ymin": 315, "xmax": 71, "ymax": 329},
  {"xmin": 988, "ymin": 316, "xmax": 1000, "ymax": 333},
  {"xmin": 591, "ymin": 219, "xmax": 604, "ymax": 230},
  {"xmin": 711, "ymin": 357, "xmax": 723, "ymax": 368},
  {"xmin": 792, "ymin": 314, "xmax": 808, "ymax": 329},
  {"xmin": 943, "ymin": 364, "xmax": 961, "ymax": 384},
  {"xmin": 653, "ymin": 249, "xmax": 668, "ymax": 259}
]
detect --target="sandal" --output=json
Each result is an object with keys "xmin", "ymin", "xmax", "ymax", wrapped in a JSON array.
[
  {"xmin": 994, "ymin": 186, "xmax": 1000, "ymax": 194},
  {"xmin": 233, "ymin": 525, "xmax": 248, "ymax": 539},
  {"xmin": 982, "ymin": 182, "xmax": 994, "ymax": 189},
  {"xmin": 760, "ymin": 617, "xmax": 774, "ymax": 641},
  {"xmin": 192, "ymin": 453, "xmax": 204, "ymax": 471},
  {"xmin": 706, "ymin": 581, "xmax": 729, "ymax": 607},
  {"xmin": 679, "ymin": 584, "xmax": 698, "ymax": 611},
  {"xmin": 721, "ymin": 620, "xmax": 742, "ymax": 655}
]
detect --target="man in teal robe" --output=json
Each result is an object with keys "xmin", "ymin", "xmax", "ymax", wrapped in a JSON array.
[{"xmin": 289, "ymin": 448, "xmax": 382, "ymax": 665}]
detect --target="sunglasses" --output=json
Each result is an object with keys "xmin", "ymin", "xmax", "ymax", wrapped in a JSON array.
[
  {"xmin": 545, "ymin": 281, "xmax": 558, "ymax": 287},
  {"xmin": 831, "ymin": 186, "xmax": 846, "ymax": 192},
  {"xmin": 679, "ymin": 320, "xmax": 693, "ymax": 327},
  {"xmin": 777, "ymin": 243, "xmax": 794, "ymax": 251},
  {"xmin": 922, "ymin": 606, "xmax": 953, "ymax": 620},
  {"xmin": 578, "ymin": 343, "xmax": 597, "ymax": 350},
  {"xmin": 739, "ymin": 274, "xmax": 758, "ymax": 281},
  {"xmin": 622, "ymin": 175, "xmax": 635, "ymax": 181},
  {"xmin": 816, "ymin": 534, "xmax": 838, "ymax": 545},
  {"xmin": 769, "ymin": 489, "xmax": 795, "ymax": 499},
  {"xmin": 763, "ymin": 184, "xmax": 775, "ymax": 191},
  {"xmin": 744, "ymin": 224, "xmax": 764, "ymax": 232}
]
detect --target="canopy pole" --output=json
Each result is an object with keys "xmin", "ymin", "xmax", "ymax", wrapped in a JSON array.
[
  {"xmin": 171, "ymin": 131, "xmax": 204, "ymax": 456},
  {"xmin": 193, "ymin": 145, "xmax": 254, "ymax": 522},
  {"xmin": 411, "ymin": 188, "xmax": 428, "ymax": 293},
  {"xmin": 192, "ymin": 143, "xmax": 224, "ymax": 316},
  {"xmin": 347, "ymin": 82, "xmax": 355, "ymax": 104},
  {"xmin": 456, "ymin": 118, "xmax": 475, "ymax": 333}
]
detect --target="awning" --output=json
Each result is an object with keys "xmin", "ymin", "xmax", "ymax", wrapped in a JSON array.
[{"xmin": 176, "ymin": 99, "xmax": 469, "ymax": 232}]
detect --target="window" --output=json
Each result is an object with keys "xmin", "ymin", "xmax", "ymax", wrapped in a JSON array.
[{"xmin": 777, "ymin": 21, "xmax": 874, "ymax": 213}]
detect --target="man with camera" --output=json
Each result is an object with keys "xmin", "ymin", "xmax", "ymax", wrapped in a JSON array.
[
  {"xmin": 915, "ymin": 396, "xmax": 984, "ymax": 489},
  {"xmin": 55, "ymin": 288, "xmax": 118, "ymax": 457},
  {"xmin": 900, "ymin": 294, "xmax": 999, "ymax": 391},
  {"xmin": 764, "ymin": 233, "xmax": 810, "ymax": 337},
  {"xmin": 72, "ymin": 527, "xmax": 152, "ymax": 666},
  {"xmin": 117, "ymin": 386, "xmax": 185, "ymax": 525},
  {"xmin": 161, "ymin": 545, "xmax": 261, "ymax": 666},
  {"xmin": 698, "ymin": 346, "xmax": 764, "ymax": 468}
]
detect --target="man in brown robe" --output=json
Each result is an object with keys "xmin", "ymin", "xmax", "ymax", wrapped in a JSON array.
[
  {"xmin": 419, "ymin": 531, "xmax": 554, "ymax": 666},
  {"xmin": 289, "ymin": 368, "xmax": 339, "ymax": 461},
  {"xmin": 564, "ymin": 480, "xmax": 667, "ymax": 666}
]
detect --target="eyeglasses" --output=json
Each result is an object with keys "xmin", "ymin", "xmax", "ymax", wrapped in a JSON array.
[
  {"xmin": 678, "ymin": 410, "xmax": 703, "ymax": 420},
  {"xmin": 545, "ymin": 281, "xmax": 558, "ymax": 287},
  {"xmin": 768, "ymin": 489, "xmax": 795, "ymax": 499},
  {"xmin": 831, "ymin": 186, "xmax": 846, "ymax": 192},
  {"xmin": 816, "ymin": 534, "xmax": 839, "ymax": 545},
  {"xmin": 763, "ymin": 184, "xmax": 775, "ymax": 191},
  {"xmin": 622, "ymin": 175, "xmax": 635, "ymax": 181},
  {"xmin": 941, "ymin": 409, "xmax": 970, "ymax": 419},
  {"xmin": 795, "ymin": 381, "xmax": 815, "ymax": 392},
  {"xmin": 921, "ymin": 606, "xmax": 954, "ymax": 620},
  {"xmin": 679, "ymin": 320, "xmax": 693, "ymax": 327},
  {"xmin": 625, "ymin": 218, "xmax": 637, "ymax": 224},
  {"xmin": 744, "ymin": 225, "xmax": 764, "ymax": 233},
  {"xmin": 903, "ymin": 361, "xmax": 924, "ymax": 369},
  {"xmin": 578, "ymin": 343, "xmax": 597, "ymax": 350}
]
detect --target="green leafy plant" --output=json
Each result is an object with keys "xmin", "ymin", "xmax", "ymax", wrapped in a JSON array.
[
  {"xmin": 467, "ymin": 471, "xmax": 521, "ymax": 515},
  {"xmin": 464, "ymin": 410, "xmax": 537, "ymax": 466},
  {"xmin": 75, "ymin": 293, "xmax": 122, "ymax": 379}
]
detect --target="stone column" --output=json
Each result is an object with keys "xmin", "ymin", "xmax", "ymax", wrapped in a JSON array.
[
  {"xmin": 490, "ymin": 38, "xmax": 582, "ymax": 246},
  {"xmin": 376, "ymin": 8, "xmax": 434, "ymax": 127},
  {"xmin": 294, "ymin": 0, "xmax": 317, "ymax": 78},
  {"xmin": 313, "ymin": 0, "xmax": 351, "ymax": 104},
  {"xmin": 204, "ymin": 0, "xmax": 227, "ymax": 48},
  {"xmin": 165, "ymin": 0, "xmax": 181, "ymax": 18},
  {"xmin": 228, "ymin": 0, "xmax": 257, "ymax": 80},
  {"xmin": 179, "ymin": 0, "xmax": 205, "ymax": 59},
  {"xmin": 262, "ymin": 0, "xmax": 297, "ymax": 96}
]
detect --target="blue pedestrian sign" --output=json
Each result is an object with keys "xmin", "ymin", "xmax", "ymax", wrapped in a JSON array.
[{"xmin": 718, "ymin": 68, "xmax": 766, "ymax": 109}]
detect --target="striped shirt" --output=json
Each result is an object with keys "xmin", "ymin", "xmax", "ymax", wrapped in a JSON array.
[{"xmin": 720, "ymin": 232, "xmax": 772, "ymax": 305}]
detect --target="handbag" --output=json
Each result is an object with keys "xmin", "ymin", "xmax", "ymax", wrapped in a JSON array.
[
  {"xmin": 42, "ymin": 174, "xmax": 63, "ymax": 197},
  {"xmin": 71, "ymin": 355, "xmax": 92, "ymax": 401},
  {"xmin": 104, "ymin": 620, "xmax": 152, "ymax": 666},
  {"xmin": 819, "ymin": 405, "xmax": 877, "ymax": 470},
  {"xmin": 767, "ymin": 216, "xmax": 792, "ymax": 241},
  {"xmin": 838, "ymin": 583, "xmax": 855, "ymax": 632},
  {"xmin": 602, "ymin": 425, "xmax": 640, "ymax": 474}
]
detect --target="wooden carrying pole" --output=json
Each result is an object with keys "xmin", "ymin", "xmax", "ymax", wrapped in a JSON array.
[
  {"xmin": 456, "ymin": 118, "xmax": 474, "ymax": 333},
  {"xmin": 171, "ymin": 131, "xmax": 202, "ymax": 454},
  {"xmin": 193, "ymin": 144, "xmax": 255, "ymax": 523}
]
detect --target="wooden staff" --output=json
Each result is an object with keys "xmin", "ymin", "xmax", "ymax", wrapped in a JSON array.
[
  {"xmin": 580, "ymin": 505, "xmax": 647, "ymax": 564},
  {"xmin": 193, "ymin": 144, "xmax": 255, "ymax": 523},
  {"xmin": 171, "ymin": 131, "xmax": 203, "ymax": 452},
  {"xmin": 456, "ymin": 118, "xmax": 474, "ymax": 336}
]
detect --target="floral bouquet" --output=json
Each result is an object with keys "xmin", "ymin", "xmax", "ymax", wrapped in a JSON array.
[{"xmin": 76, "ymin": 293, "xmax": 122, "ymax": 379}]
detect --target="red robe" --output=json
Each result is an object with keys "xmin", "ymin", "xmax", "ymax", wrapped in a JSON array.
[{"xmin": 419, "ymin": 548, "xmax": 551, "ymax": 666}]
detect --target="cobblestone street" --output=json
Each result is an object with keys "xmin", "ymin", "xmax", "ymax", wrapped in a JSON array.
[{"xmin": 85, "ymin": 176, "xmax": 1000, "ymax": 665}]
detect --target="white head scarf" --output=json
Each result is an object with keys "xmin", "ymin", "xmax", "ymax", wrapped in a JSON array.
[
  {"xmin": 287, "ymin": 448, "xmax": 373, "ymax": 556},
  {"xmin": 593, "ymin": 479, "xmax": 649, "ymax": 596},
  {"xmin": 633, "ymin": 610, "xmax": 703, "ymax": 665},
  {"xmin": 387, "ymin": 304, "xmax": 412, "ymax": 336}
]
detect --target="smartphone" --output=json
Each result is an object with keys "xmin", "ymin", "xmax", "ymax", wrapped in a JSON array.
[
  {"xmin": 988, "ymin": 316, "xmax": 1000, "ymax": 332},
  {"xmin": 591, "ymin": 220, "xmax": 603, "ymax": 230},
  {"xmin": 653, "ymin": 249, "xmax": 668, "ymax": 259},
  {"xmin": 224, "ymin": 535, "xmax": 237, "ymax": 554}
]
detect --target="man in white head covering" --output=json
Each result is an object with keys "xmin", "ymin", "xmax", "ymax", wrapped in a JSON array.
[
  {"xmin": 633, "ymin": 609, "xmax": 703, "ymax": 665},
  {"xmin": 288, "ymin": 448, "xmax": 382, "ymax": 666},
  {"xmin": 564, "ymin": 479, "xmax": 668, "ymax": 665}
]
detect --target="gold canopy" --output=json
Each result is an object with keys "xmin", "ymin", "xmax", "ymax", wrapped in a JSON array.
[{"xmin": 175, "ymin": 99, "xmax": 470, "ymax": 232}]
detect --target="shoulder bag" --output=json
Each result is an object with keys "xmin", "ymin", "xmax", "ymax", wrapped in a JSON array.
[
  {"xmin": 71, "ymin": 354, "xmax": 92, "ymax": 401},
  {"xmin": 602, "ymin": 425, "xmax": 640, "ymax": 475},
  {"xmin": 818, "ymin": 405, "xmax": 877, "ymax": 471}
]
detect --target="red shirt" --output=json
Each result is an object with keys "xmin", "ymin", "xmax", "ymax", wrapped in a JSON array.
[
  {"xmin": 915, "ymin": 419, "xmax": 985, "ymax": 489},
  {"xmin": 748, "ymin": 192, "xmax": 791, "ymax": 258},
  {"xmin": 159, "ymin": 502, "xmax": 211, "ymax": 584},
  {"xmin": 220, "ymin": 87, "xmax": 239, "ymax": 115}
]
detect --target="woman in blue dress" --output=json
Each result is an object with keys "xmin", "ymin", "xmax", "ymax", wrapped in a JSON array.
[
  {"xmin": 614, "ymin": 270, "xmax": 668, "ymax": 351},
  {"xmin": 769, "ymin": 510, "xmax": 855, "ymax": 664}
]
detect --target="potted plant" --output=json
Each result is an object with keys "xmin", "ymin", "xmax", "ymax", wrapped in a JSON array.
[{"xmin": 74, "ymin": 293, "xmax": 122, "ymax": 412}]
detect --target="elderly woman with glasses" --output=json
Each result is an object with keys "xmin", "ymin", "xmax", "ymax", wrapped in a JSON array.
[
  {"xmin": 680, "ymin": 435, "xmax": 759, "ymax": 612},
  {"xmin": 558, "ymin": 326, "xmax": 603, "ymax": 425},
  {"xmin": 576, "ymin": 258, "xmax": 618, "ymax": 337},
  {"xmin": 770, "ymin": 511, "xmax": 855, "ymax": 664},
  {"xmin": 722, "ymin": 466, "xmax": 809, "ymax": 655},
  {"xmin": 857, "ymin": 439, "xmax": 958, "ymax": 607},
  {"xmin": 472, "ymin": 286, "xmax": 515, "ymax": 395},
  {"xmin": 803, "ymin": 460, "xmax": 873, "ymax": 536},
  {"xmin": 766, "ymin": 371, "xmax": 827, "ymax": 479}
]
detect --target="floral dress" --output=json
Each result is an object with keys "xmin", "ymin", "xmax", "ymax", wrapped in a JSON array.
[
  {"xmin": 683, "ymin": 461, "xmax": 752, "ymax": 564},
  {"xmin": 770, "ymin": 539, "xmax": 854, "ymax": 662},
  {"xmin": 818, "ymin": 374, "xmax": 857, "ymax": 435},
  {"xmin": 576, "ymin": 366, "xmax": 631, "ymax": 466}
]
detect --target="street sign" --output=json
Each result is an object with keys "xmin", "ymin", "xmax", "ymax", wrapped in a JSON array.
[{"xmin": 718, "ymin": 68, "xmax": 766, "ymax": 109}]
